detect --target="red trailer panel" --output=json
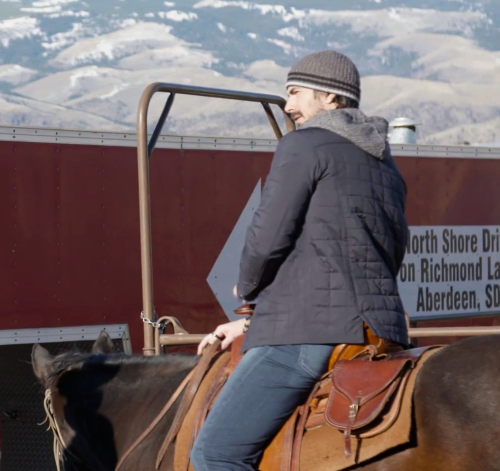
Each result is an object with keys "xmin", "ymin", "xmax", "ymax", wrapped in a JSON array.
[{"xmin": 0, "ymin": 140, "xmax": 268, "ymax": 352}]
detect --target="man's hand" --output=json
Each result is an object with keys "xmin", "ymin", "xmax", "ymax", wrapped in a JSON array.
[{"xmin": 197, "ymin": 318, "xmax": 246, "ymax": 355}]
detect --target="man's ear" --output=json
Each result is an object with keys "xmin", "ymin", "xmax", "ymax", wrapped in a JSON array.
[
  {"xmin": 91, "ymin": 331, "xmax": 114, "ymax": 354},
  {"xmin": 32, "ymin": 344, "xmax": 54, "ymax": 387},
  {"xmin": 324, "ymin": 93, "xmax": 337, "ymax": 105}
]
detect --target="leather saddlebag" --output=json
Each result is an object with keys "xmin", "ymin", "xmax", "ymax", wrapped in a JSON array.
[{"xmin": 325, "ymin": 358, "xmax": 412, "ymax": 457}]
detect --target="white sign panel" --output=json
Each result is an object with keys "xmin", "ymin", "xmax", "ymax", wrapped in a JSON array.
[{"xmin": 398, "ymin": 226, "xmax": 500, "ymax": 319}]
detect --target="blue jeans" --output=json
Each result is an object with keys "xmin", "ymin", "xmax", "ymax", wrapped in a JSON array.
[{"xmin": 190, "ymin": 344, "xmax": 334, "ymax": 471}]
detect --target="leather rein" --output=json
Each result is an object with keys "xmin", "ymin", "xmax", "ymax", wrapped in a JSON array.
[
  {"xmin": 117, "ymin": 339, "xmax": 221, "ymax": 470},
  {"xmin": 114, "ymin": 367, "xmax": 196, "ymax": 470}
]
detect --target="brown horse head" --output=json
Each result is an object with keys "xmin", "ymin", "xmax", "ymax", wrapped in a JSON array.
[{"xmin": 32, "ymin": 332, "xmax": 198, "ymax": 471}]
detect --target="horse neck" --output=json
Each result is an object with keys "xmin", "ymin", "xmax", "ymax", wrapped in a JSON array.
[{"xmin": 109, "ymin": 361, "xmax": 197, "ymax": 453}]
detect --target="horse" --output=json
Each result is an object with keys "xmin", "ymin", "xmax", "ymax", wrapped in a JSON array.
[{"xmin": 32, "ymin": 332, "xmax": 500, "ymax": 471}]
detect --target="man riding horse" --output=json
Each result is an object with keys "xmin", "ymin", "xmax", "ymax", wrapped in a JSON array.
[{"xmin": 192, "ymin": 50, "xmax": 409, "ymax": 471}]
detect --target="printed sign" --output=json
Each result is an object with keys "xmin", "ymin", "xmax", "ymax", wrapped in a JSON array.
[{"xmin": 398, "ymin": 226, "xmax": 500, "ymax": 318}]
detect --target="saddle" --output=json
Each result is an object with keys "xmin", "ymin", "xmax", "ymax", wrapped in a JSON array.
[{"xmin": 154, "ymin": 308, "xmax": 441, "ymax": 471}]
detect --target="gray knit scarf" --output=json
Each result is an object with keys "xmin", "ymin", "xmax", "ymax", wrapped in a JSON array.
[{"xmin": 299, "ymin": 108, "xmax": 389, "ymax": 160}]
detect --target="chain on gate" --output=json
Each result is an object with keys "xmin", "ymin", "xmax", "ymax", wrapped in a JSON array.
[
  {"xmin": 140, "ymin": 311, "xmax": 166, "ymax": 330},
  {"xmin": 140, "ymin": 311, "xmax": 190, "ymax": 336}
]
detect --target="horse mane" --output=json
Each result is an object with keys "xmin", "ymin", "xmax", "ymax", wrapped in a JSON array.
[{"xmin": 47, "ymin": 349, "xmax": 198, "ymax": 387}]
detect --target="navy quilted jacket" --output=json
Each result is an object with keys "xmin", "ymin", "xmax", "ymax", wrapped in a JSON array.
[{"xmin": 237, "ymin": 124, "xmax": 408, "ymax": 351}]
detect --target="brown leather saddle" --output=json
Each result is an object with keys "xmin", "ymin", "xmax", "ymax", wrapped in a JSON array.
[{"xmin": 154, "ymin": 306, "xmax": 438, "ymax": 471}]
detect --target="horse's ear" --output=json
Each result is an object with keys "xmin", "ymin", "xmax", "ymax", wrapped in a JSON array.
[
  {"xmin": 92, "ymin": 331, "xmax": 114, "ymax": 354},
  {"xmin": 32, "ymin": 344, "xmax": 54, "ymax": 387}
]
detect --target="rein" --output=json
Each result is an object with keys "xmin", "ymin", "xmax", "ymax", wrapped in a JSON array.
[
  {"xmin": 118, "ymin": 339, "xmax": 221, "ymax": 471},
  {"xmin": 114, "ymin": 367, "xmax": 195, "ymax": 470},
  {"xmin": 155, "ymin": 339, "xmax": 221, "ymax": 469}
]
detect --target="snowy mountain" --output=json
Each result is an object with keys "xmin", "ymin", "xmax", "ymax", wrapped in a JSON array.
[{"xmin": 0, "ymin": 0, "xmax": 499, "ymax": 144}]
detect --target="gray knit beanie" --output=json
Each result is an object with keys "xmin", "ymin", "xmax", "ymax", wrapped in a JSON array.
[{"xmin": 286, "ymin": 50, "xmax": 361, "ymax": 103}]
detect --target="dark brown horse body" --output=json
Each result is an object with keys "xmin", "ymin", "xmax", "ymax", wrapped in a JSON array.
[{"xmin": 32, "ymin": 334, "xmax": 500, "ymax": 471}]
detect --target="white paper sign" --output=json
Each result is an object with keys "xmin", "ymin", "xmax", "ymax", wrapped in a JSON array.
[{"xmin": 398, "ymin": 226, "xmax": 500, "ymax": 318}]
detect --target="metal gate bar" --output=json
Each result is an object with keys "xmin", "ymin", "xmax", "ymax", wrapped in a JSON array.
[
  {"xmin": 408, "ymin": 326, "xmax": 500, "ymax": 337},
  {"xmin": 158, "ymin": 325, "xmax": 500, "ymax": 347},
  {"xmin": 137, "ymin": 83, "xmax": 294, "ymax": 355}
]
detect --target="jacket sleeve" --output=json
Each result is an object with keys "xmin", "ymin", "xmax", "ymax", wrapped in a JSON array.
[{"xmin": 237, "ymin": 131, "xmax": 320, "ymax": 301}]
